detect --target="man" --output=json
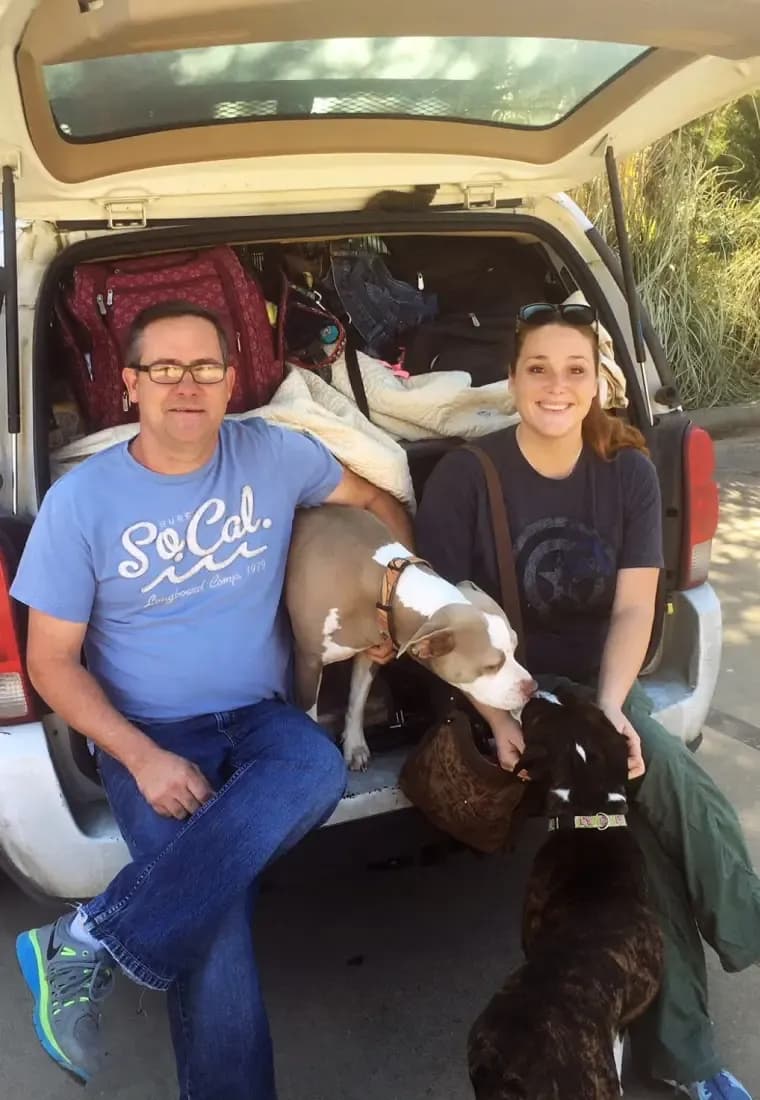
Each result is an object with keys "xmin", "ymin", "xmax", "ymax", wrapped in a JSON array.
[{"xmin": 12, "ymin": 300, "xmax": 413, "ymax": 1099}]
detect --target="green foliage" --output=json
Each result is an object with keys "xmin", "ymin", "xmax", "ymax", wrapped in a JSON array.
[
  {"xmin": 576, "ymin": 107, "xmax": 760, "ymax": 408},
  {"xmin": 690, "ymin": 95, "xmax": 760, "ymax": 201}
]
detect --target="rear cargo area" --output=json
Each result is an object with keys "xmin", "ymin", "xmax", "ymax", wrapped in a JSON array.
[{"xmin": 31, "ymin": 217, "xmax": 659, "ymax": 815}]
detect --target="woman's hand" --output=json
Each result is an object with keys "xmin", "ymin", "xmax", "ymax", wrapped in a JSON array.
[
  {"xmin": 598, "ymin": 703, "xmax": 646, "ymax": 780},
  {"xmin": 490, "ymin": 712, "xmax": 527, "ymax": 776},
  {"xmin": 365, "ymin": 639, "xmax": 396, "ymax": 665}
]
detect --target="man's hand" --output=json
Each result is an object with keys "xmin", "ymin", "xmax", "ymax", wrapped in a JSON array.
[
  {"xmin": 598, "ymin": 703, "xmax": 646, "ymax": 780},
  {"xmin": 131, "ymin": 745, "xmax": 216, "ymax": 819}
]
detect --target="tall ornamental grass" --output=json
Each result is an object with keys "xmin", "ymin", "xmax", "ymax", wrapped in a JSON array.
[{"xmin": 576, "ymin": 132, "xmax": 760, "ymax": 408}]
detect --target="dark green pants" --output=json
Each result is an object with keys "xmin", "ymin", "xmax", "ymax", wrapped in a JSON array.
[{"xmin": 539, "ymin": 677, "xmax": 760, "ymax": 1084}]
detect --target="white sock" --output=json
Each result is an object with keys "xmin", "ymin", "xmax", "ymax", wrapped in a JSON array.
[{"xmin": 69, "ymin": 908, "xmax": 102, "ymax": 952}]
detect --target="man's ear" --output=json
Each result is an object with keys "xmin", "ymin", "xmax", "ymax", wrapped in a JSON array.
[
  {"xmin": 122, "ymin": 367, "xmax": 139, "ymax": 406},
  {"xmin": 399, "ymin": 625, "xmax": 456, "ymax": 662},
  {"xmin": 225, "ymin": 365, "xmax": 237, "ymax": 402}
]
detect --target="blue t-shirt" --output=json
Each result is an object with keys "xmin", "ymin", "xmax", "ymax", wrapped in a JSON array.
[{"xmin": 11, "ymin": 420, "xmax": 342, "ymax": 721}]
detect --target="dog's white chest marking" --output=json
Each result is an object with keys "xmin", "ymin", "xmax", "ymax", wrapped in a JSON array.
[
  {"xmin": 612, "ymin": 1032, "xmax": 624, "ymax": 1088},
  {"xmin": 321, "ymin": 607, "xmax": 361, "ymax": 664},
  {"xmin": 608, "ymin": 792, "xmax": 626, "ymax": 803},
  {"xmin": 372, "ymin": 542, "xmax": 415, "ymax": 567},
  {"xmin": 551, "ymin": 787, "xmax": 571, "ymax": 802},
  {"xmin": 373, "ymin": 544, "xmax": 468, "ymax": 618}
]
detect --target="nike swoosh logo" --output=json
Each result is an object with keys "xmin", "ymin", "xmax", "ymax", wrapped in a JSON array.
[{"xmin": 46, "ymin": 927, "xmax": 63, "ymax": 962}]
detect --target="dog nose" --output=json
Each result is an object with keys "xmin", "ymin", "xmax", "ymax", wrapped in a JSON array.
[{"xmin": 521, "ymin": 678, "xmax": 538, "ymax": 700}]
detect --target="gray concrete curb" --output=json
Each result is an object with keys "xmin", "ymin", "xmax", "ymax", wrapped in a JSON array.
[{"xmin": 688, "ymin": 402, "xmax": 760, "ymax": 438}]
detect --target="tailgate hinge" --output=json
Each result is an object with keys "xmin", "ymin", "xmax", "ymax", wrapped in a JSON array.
[
  {"xmin": 462, "ymin": 182, "xmax": 498, "ymax": 210},
  {"xmin": 105, "ymin": 200, "xmax": 147, "ymax": 229}
]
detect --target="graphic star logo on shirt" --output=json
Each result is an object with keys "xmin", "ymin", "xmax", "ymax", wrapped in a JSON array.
[
  {"xmin": 514, "ymin": 517, "xmax": 615, "ymax": 618},
  {"xmin": 118, "ymin": 485, "xmax": 272, "ymax": 594}
]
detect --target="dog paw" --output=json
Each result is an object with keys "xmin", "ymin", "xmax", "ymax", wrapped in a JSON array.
[{"xmin": 345, "ymin": 742, "xmax": 371, "ymax": 772}]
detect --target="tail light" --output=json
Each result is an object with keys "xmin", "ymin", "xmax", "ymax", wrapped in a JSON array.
[
  {"xmin": 0, "ymin": 552, "xmax": 35, "ymax": 722},
  {"xmin": 681, "ymin": 425, "xmax": 719, "ymax": 589}
]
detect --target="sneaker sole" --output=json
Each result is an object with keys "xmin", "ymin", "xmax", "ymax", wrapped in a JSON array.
[{"xmin": 16, "ymin": 930, "xmax": 89, "ymax": 1084}]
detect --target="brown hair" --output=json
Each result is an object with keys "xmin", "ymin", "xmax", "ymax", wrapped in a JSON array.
[
  {"xmin": 512, "ymin": 321, "xmax": 649, "ymax": 460},
  {"xmin": 124, "ymin": 300, "xmax": 230, "ymax": 369}
]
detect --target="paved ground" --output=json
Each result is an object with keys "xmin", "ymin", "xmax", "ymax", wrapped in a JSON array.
[{"xmin": 1, "ymin": 430, "xmax": 759, "ymax": 1100}]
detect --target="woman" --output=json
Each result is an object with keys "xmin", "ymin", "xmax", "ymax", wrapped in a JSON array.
[{"xmin": 414, "ymin": 302, "xmax": 760, "ymax": 1100}]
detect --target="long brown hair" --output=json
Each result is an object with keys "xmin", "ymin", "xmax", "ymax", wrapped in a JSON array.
[{"xmin": 512, "ymin": 321, "xmax": 649, "ymax": 460}]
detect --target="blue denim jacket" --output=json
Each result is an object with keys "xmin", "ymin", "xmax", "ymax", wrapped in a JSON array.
[{"xmin": 325, "ymin": 250, "xmax": 438, "ymax": 359}]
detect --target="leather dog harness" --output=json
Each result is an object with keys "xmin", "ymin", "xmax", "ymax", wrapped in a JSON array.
[
  {"xmin": 548, "ymin": 812, "xmax": 627, "ymax": 832},
  {"xmin": 376, "ymin": 556, "xmax": 430, "ymax": 654}
]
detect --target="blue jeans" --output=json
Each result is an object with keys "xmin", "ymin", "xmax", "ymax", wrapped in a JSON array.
[{"xmin": 85, "ymin": 699, "xmax": 346, "ymax": 1100}]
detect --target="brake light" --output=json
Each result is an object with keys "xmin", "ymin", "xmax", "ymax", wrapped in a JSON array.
[
  {"xmin": 681, "ymin": 425, "xmax": 719, "ymax": 589},
  {"xmin": 0, "ymin": 553, "xmax": 35, "ymax": 722}
]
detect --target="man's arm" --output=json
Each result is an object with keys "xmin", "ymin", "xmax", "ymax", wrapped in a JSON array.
[
  {"xmin": 324, "ymin": 466, "xmax": 415, "ymax": 549},
  {"xmin": 27, "ymin": 609, "xmax": 214, "ymax": 819}
]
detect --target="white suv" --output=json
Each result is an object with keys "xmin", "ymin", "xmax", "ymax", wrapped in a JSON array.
[{"xmin": 1, "ymin": 0, "xmax": 758, "ymax": 901}]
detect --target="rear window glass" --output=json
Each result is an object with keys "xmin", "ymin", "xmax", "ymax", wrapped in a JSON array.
[{"xmin": 42, "ymin": 36, "xmax": 648, "ymax": 142}]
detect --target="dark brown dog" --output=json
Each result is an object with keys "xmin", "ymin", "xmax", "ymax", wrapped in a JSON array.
[{"xmin": 468, "ymin": 690, "xmax": 663, "ymax": 1100}]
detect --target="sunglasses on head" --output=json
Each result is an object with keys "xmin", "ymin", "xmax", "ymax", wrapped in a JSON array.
[{"xmin": 517, "ymin": 302, "xmax": 596, "ymax": 328}]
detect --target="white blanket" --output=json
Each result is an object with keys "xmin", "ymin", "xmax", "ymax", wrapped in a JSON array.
[
  {"xmin": 50, "ymin": 318, "xmax": 628, "ymax": 504},
  {"xmin": 244, "ymin": 367, "xmax": 415, "ymax": 507},
  {"xmin": 50, "ymin": 367, "xmax": 417, "ymax": 509},
  {"xmin": 326, "ymin": 302, "xmax": 627, "ymax": 439},
  {"xmin": 330, "ymin": 352, "xmax": 519, "ymax": 442}
]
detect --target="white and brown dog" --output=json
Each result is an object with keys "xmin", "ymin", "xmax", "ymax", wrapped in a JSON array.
[{"xmin": 285, "ymin": 504, "xmax": 535, "ymax": 770}]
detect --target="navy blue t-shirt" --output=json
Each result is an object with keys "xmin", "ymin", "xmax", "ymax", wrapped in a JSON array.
[{"xmin": 415, "ymin": 427, "xmax": 663, "ymax": 684}]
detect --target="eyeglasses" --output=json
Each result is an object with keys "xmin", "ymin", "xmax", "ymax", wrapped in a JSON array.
[
  {"xmin": 517, "ymin": 302, "xmax": 596, "ymax": 328},
  {"xmin": 132, "ymin": 361, "xmax": 228, "ymax": 385}
]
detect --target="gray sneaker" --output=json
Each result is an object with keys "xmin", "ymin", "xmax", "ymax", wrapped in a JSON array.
[{"xmin": 16, "ymin": 911, "xmax": 115, "ymax": 1082}]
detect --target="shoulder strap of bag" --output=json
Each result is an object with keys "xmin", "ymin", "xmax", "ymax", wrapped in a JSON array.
[
  {"xmin": 344, "ymin": 340, "xmax": 371, "ymax": 421},
  {"xmin": 462, "ymin": 444, "xmax": 525, "ymax": 664}
]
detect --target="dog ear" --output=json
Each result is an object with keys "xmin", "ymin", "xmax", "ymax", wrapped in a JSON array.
[
  {"xmin": 457, "ymin": 581, "xmax": 509, "ymax": 623},
  {"xmin": 400, "ymin": 625, "xmax": 456, "ymax": 662}
]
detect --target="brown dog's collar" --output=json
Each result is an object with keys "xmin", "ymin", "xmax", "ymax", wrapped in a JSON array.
[{"xmin": 376, "ymin": 556, "xmax": 430, "ymax": 653}]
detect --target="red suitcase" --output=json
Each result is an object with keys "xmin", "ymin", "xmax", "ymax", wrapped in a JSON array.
[{"xmin": 55, "ymin": 246, "xmax": 281, "ymax": 432}]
